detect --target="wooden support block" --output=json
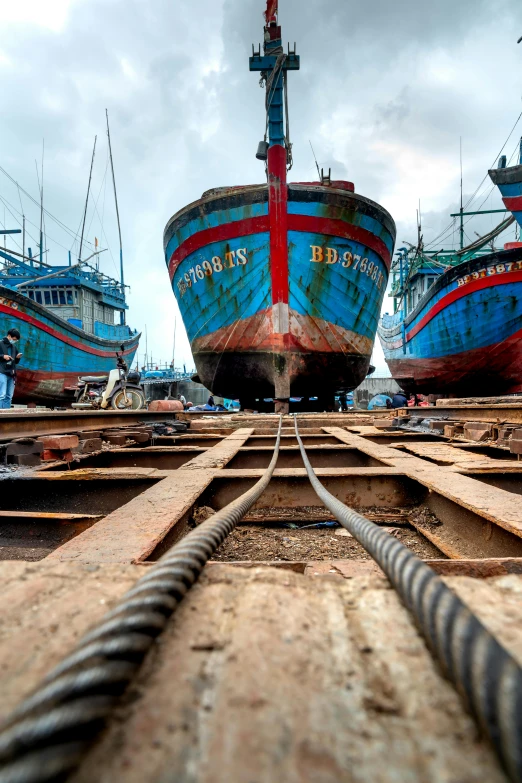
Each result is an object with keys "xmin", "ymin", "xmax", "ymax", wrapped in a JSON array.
[
  {"xmin": 39, "ymin": 435, "xmax": 79, "ymax": 450},
  {"xmin": 77, "ymin": 438, "xmax": 103, "ymax": 453},
  {"xmin": 463, "ymin": 422, "xmax": 492, "ymax": 442}
]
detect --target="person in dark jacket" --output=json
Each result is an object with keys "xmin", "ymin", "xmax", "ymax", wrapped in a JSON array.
[
  {"xmin": 390, "ymin": 392, "xmax": 408, "ymax": 409},
  {"xmin": 0, "ymin": 328, "xmax": 22, "ymax": 409}
]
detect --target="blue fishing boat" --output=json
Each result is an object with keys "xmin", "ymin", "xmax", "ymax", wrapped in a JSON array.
[
  {"xmin": 163, "ymin": 0, "xmax": 395, "ymax": 411},
  {"xmin": 378, "ymin": 142, "xmax": 522, "ymax": 395},
  {"xmin": 0, "ymin": 116, "xmax": 140, "ymax": 405}
]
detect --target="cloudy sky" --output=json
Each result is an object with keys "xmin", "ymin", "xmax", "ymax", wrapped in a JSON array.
[{"xmin": 0, "ymin": 0, "xmax": 521, "ymax": 377}]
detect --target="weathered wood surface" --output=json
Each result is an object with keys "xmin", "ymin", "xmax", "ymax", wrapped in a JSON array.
[{"xmin": 66, "ymin": 564, "xmax": 515, "ymax": 783}]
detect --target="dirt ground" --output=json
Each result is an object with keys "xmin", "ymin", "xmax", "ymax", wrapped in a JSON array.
[{"xmin": 212, "ymin": 522, "xmax": 444, "ymax": 562}]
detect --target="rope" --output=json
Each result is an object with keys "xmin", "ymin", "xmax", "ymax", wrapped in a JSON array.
[
  {"xmin": 293, "ymin": 416, "xmax": 522, "ymax": 783},
  {"xmin": 0, "ymin": 418, "xmax": 283, "ymax": 783}
]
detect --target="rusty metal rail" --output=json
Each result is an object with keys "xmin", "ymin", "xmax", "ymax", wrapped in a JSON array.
[
  {"xmin": 0, "ymin": 421, "xmax": 283, "ymax": 782},
  {"xmin": 1, "ymin": 413, "xmax": 522, "ymax": 782},
  {"xmin": 294, "ymin": 416, "xmax": 522, "ymax": 783},
  {"xmin": 0, "ymin": 410, "xmax": 185, "ymax": 442}
]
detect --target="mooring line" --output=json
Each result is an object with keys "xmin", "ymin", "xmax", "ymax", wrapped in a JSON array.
[
  {"xmin": 0, "ymin": 419, "xmax": 283, "ymax": 783},
  {"xmin": 294, "ymin": 415, "xmax": 522, "ymax": 783}
]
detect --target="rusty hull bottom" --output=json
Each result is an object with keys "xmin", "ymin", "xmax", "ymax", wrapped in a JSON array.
[{"xmin": 193, "ymin": 349, "xmax": 371, "ymax": 400}]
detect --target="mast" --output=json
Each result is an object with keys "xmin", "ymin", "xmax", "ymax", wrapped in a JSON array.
[
  {"xmin": 79, "ymin": 136, "xmax": 97, "ymax": 263},
  {"xmin": 459, "ymin": 137, "xmax": 464, "ymax": 250},
  {"xmin": 40, "ymin": 140, "xmax": 44, "ymax": 267},
  {"xmin": 106, "ymin": 109, "xmax": 125, "ymax": 325},
  {"xmin": 250, "ymin": 0, "xmax": 300, "ymax": 405}
]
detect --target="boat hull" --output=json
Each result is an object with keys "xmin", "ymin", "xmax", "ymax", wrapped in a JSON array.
[
  {"xmin": 0, "ymin": 286, "xmax": 140, "ymax": 404},
  {"xmin": 378, "ymin": 248, "xmax": 522, "ymax": 395},
  {"xmin": 164, "ymin": 183, "xmax": 395, "ymax": 400}
]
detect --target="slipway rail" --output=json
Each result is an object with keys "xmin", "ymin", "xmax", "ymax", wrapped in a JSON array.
[{"xmin": 0, "ymin": 414, "xmax": 521, "ymax": 782}]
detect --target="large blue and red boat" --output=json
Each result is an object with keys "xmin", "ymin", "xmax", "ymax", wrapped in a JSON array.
[
  {"xmin": 0, "ymin": 117, "xmax": 139, "ymax": 405},
  {"xmin": 0, "ymin": 276, "xmax": 139, "ymax": 405},
  {"xmin": 163, "ymin": 1, "xmax": 395, "ymax": 410},
  {"xmin": 378, "ymin": 143, "xmax": 522, "ymax": 395}
]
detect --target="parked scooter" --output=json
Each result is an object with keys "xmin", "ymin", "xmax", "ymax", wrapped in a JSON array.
[{"xmin": 72, "ymin": 346, "xmax": 146, "ymax": 410}]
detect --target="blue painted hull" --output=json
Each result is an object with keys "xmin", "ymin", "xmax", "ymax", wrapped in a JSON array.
[
  {"xmin": 0, "ymin": 285, "xmax": 140, "ymax": 403},
  {"xmin": 378, "ymin": 248, "xmax": 522, "ymax": 394},
  {"xmin": 164, "ymin": 182, "xmax": 395, "ymax": 399}
]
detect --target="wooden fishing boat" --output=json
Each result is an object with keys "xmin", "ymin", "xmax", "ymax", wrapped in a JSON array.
[
  {"xmin": 0, "ymin": 115, "xmax": 139, "ymax": 405},
  {"xmin": 378, "ymin": 143, "xmax": 522, "ymax": 395},
  {"xmin": 163, "ymin": 1, "xmax": 395, "ymax": 411}
]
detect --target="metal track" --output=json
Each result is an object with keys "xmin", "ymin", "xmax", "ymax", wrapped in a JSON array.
[
  {"xmin": 293, "ymin": 416, "xmax": 522, "ymax": 783},
  {"xmin": 1, "ymin": 414, "xmax": 522, "ymax": 782},
  {"xmin": 0, "ymin": 420, "xmax": 283, "ymax": 783},
  {"xmin": 0, "ymin": 409, "xmax": 189, "ymax": 442}
]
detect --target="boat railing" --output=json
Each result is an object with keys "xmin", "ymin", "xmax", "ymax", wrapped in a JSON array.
[{"xmin": 381, "ymin": 311, "xmax": 403, "ymax": 329}]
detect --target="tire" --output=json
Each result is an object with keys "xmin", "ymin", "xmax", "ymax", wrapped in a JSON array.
[{"xmin": 110, "ymin": 388, "xmax": 146, "ymax": 410}]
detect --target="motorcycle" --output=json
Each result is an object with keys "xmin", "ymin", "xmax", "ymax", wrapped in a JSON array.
[{"xmin": 72, "ymin": 345, "xmax": 146, "ymax": 410}]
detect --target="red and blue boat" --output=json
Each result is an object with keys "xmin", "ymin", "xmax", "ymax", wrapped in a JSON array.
[
  {"xmin": 0, "ymin": 118, "xmax": 139, "ymax": 406},
  {"xmin": 0, "ymin": 275, "xmax": 139, "ymax": 405},
  {"xmin": 163, "ymin": 0, "xmax": 395, "ymax": 411},
  {"xmin": 378, "ymin": 143, "xmax": 522, "ymax": 395}
]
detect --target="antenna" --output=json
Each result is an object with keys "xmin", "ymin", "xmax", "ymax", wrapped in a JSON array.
[
  {"xmin": 106, "ymin": 109, "xmax": 125, "ymax": 325},
  {"xmin": 35, "ymin": 144, "xmax": 44, "ymax": 268},
  {"xmin": 79, "ymin": 136, "xmax": 97, "ymax": 262},
  {"xmin": 309, "ymin": 140, "xmax": 321, "ymax": 180}
]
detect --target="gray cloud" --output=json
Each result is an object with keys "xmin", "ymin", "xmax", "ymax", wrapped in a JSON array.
[{"xmin": 0, "ymin": 0, "xmax": 520, "ymax": 375}]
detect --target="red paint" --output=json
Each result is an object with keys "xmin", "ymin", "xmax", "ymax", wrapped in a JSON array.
[
  {"xmin": 504, "ymin": 242, "xmax": 522, "ymax": 250},
  {"xmin": 168, "ymin": 216, "xmax": 269, "ymax": 279},
  {"xmin": 192, "ymin": 306, "xmax": 372, "ymax": 356},
  {"xmin": 265, "ymin": 0, "xmax": 278, "ymax": 24},
  {"xmin": 387, "ymin": 325, "xmax": 522, "ymax": 395},
  {"xmin": 406, "ymin": 269, "xmax": 522, "ymax": 341},
  {"xmin": 167, "ymin": 200, "xmax": 391, "ymax": 283},
  {"xmin": 268, "ymin": 144, "xmax": 289, "ymax": 305},
  {"xmin": 287, "ymin": 215, "xmax": 391, "ymax": 270},
  {"xmin": 13, "ymin": 368, "xmax": 95, "ymax": 403},
  {"xmin": 0, "ymin": 303, "xmax": 136, "ymax": 358},
  {"xmin": 503, "ymin": 195, "xmax": 522, "ymax": 212}
]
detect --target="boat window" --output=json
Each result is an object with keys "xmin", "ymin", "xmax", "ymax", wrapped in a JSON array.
[
  {"xmin": 28, "ymin": 291, "xmax": 34, "ymax": 300},
  {"xmin": 51, "ymin": 290, "xmax": 59, "ymax": 305},
  {"xmin": 44, "ymin": 290, "xmax": 51, "ymax": 305},
  {"xmin": 427, "ymin": 276, "xmax": 436, "ymax": 288},
  {"xmin": 59, "ymin": 290, "xmax": 66, "ymax": 305},
  {"xmin": 66, "ymin": 289, "xmax": 73, "ymax": 305},
  {"xmin": 35, "ymin": 291, "xmax": 42, "ymax": 304}
]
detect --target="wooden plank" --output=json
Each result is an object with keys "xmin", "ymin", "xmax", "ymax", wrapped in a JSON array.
[
  {"xmin": 46, "ymin": 430, "xmax": 254, "ymax": 564},
  {"xmin": 70, "ymin": 565, "xmax": 510, "ymax": 782},
  {"xmin": 0, "ymin": 511, "xmax": 103, "ymax": 522}
]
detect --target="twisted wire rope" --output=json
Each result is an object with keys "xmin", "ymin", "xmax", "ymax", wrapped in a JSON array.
[
  {"xmin": 294, "ymin": 416, "xmax": 522, "ymax": 782},
  {"xmin": 0, "ymin": 418, "xmax": 283, "ymax": 783}
]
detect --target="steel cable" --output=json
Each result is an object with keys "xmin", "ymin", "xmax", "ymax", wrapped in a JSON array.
[
  {"xmin": 0, "ymin": 417, "xmax": 283, "ymax": 783},
  {"xmin": 294, "ymin": 416, "xmax": 522, "ymax": 782}
]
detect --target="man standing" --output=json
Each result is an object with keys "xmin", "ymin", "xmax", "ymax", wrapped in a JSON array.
[{"xmin": 0, "ymin": 328, "xmax": 22, "ymax": 409}]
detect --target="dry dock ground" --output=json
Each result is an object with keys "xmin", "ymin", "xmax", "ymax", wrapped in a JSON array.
[{"xmin": 1, "ymin": 407, "xmax": 522, "ymax": 781}]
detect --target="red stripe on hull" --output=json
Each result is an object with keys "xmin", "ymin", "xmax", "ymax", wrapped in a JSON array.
[
  {"xmin": 13, "ymin": 369, "xmax": 95, "ymax": 403},
  {"xmin": 387, "ymin": 325, "xmax": 522, "ymax": 394},
  {"xmin": 406, "ymin": 269, "xmax": 522, "ymax": 342},
  {"xmin": 168, "ymin": 216, "xmax": 269, "ymax": 279},
  {"xmin": 503, "ymin": 195, "xmax": 522, "ymax": 212},
  {"xmin": 268, "ymin": 144, "xmax": 289, "ymax": 304},
  {"xmin": 0, "ymin": 303, "xmax": 137, "ymax": 358},
  {"xmin": 287, "ymin": 214, "xmax": 391, "ymax": 270},
  {"xmin": 167, "ymin": 208, "xmax": 392, "ymax": 283}
]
